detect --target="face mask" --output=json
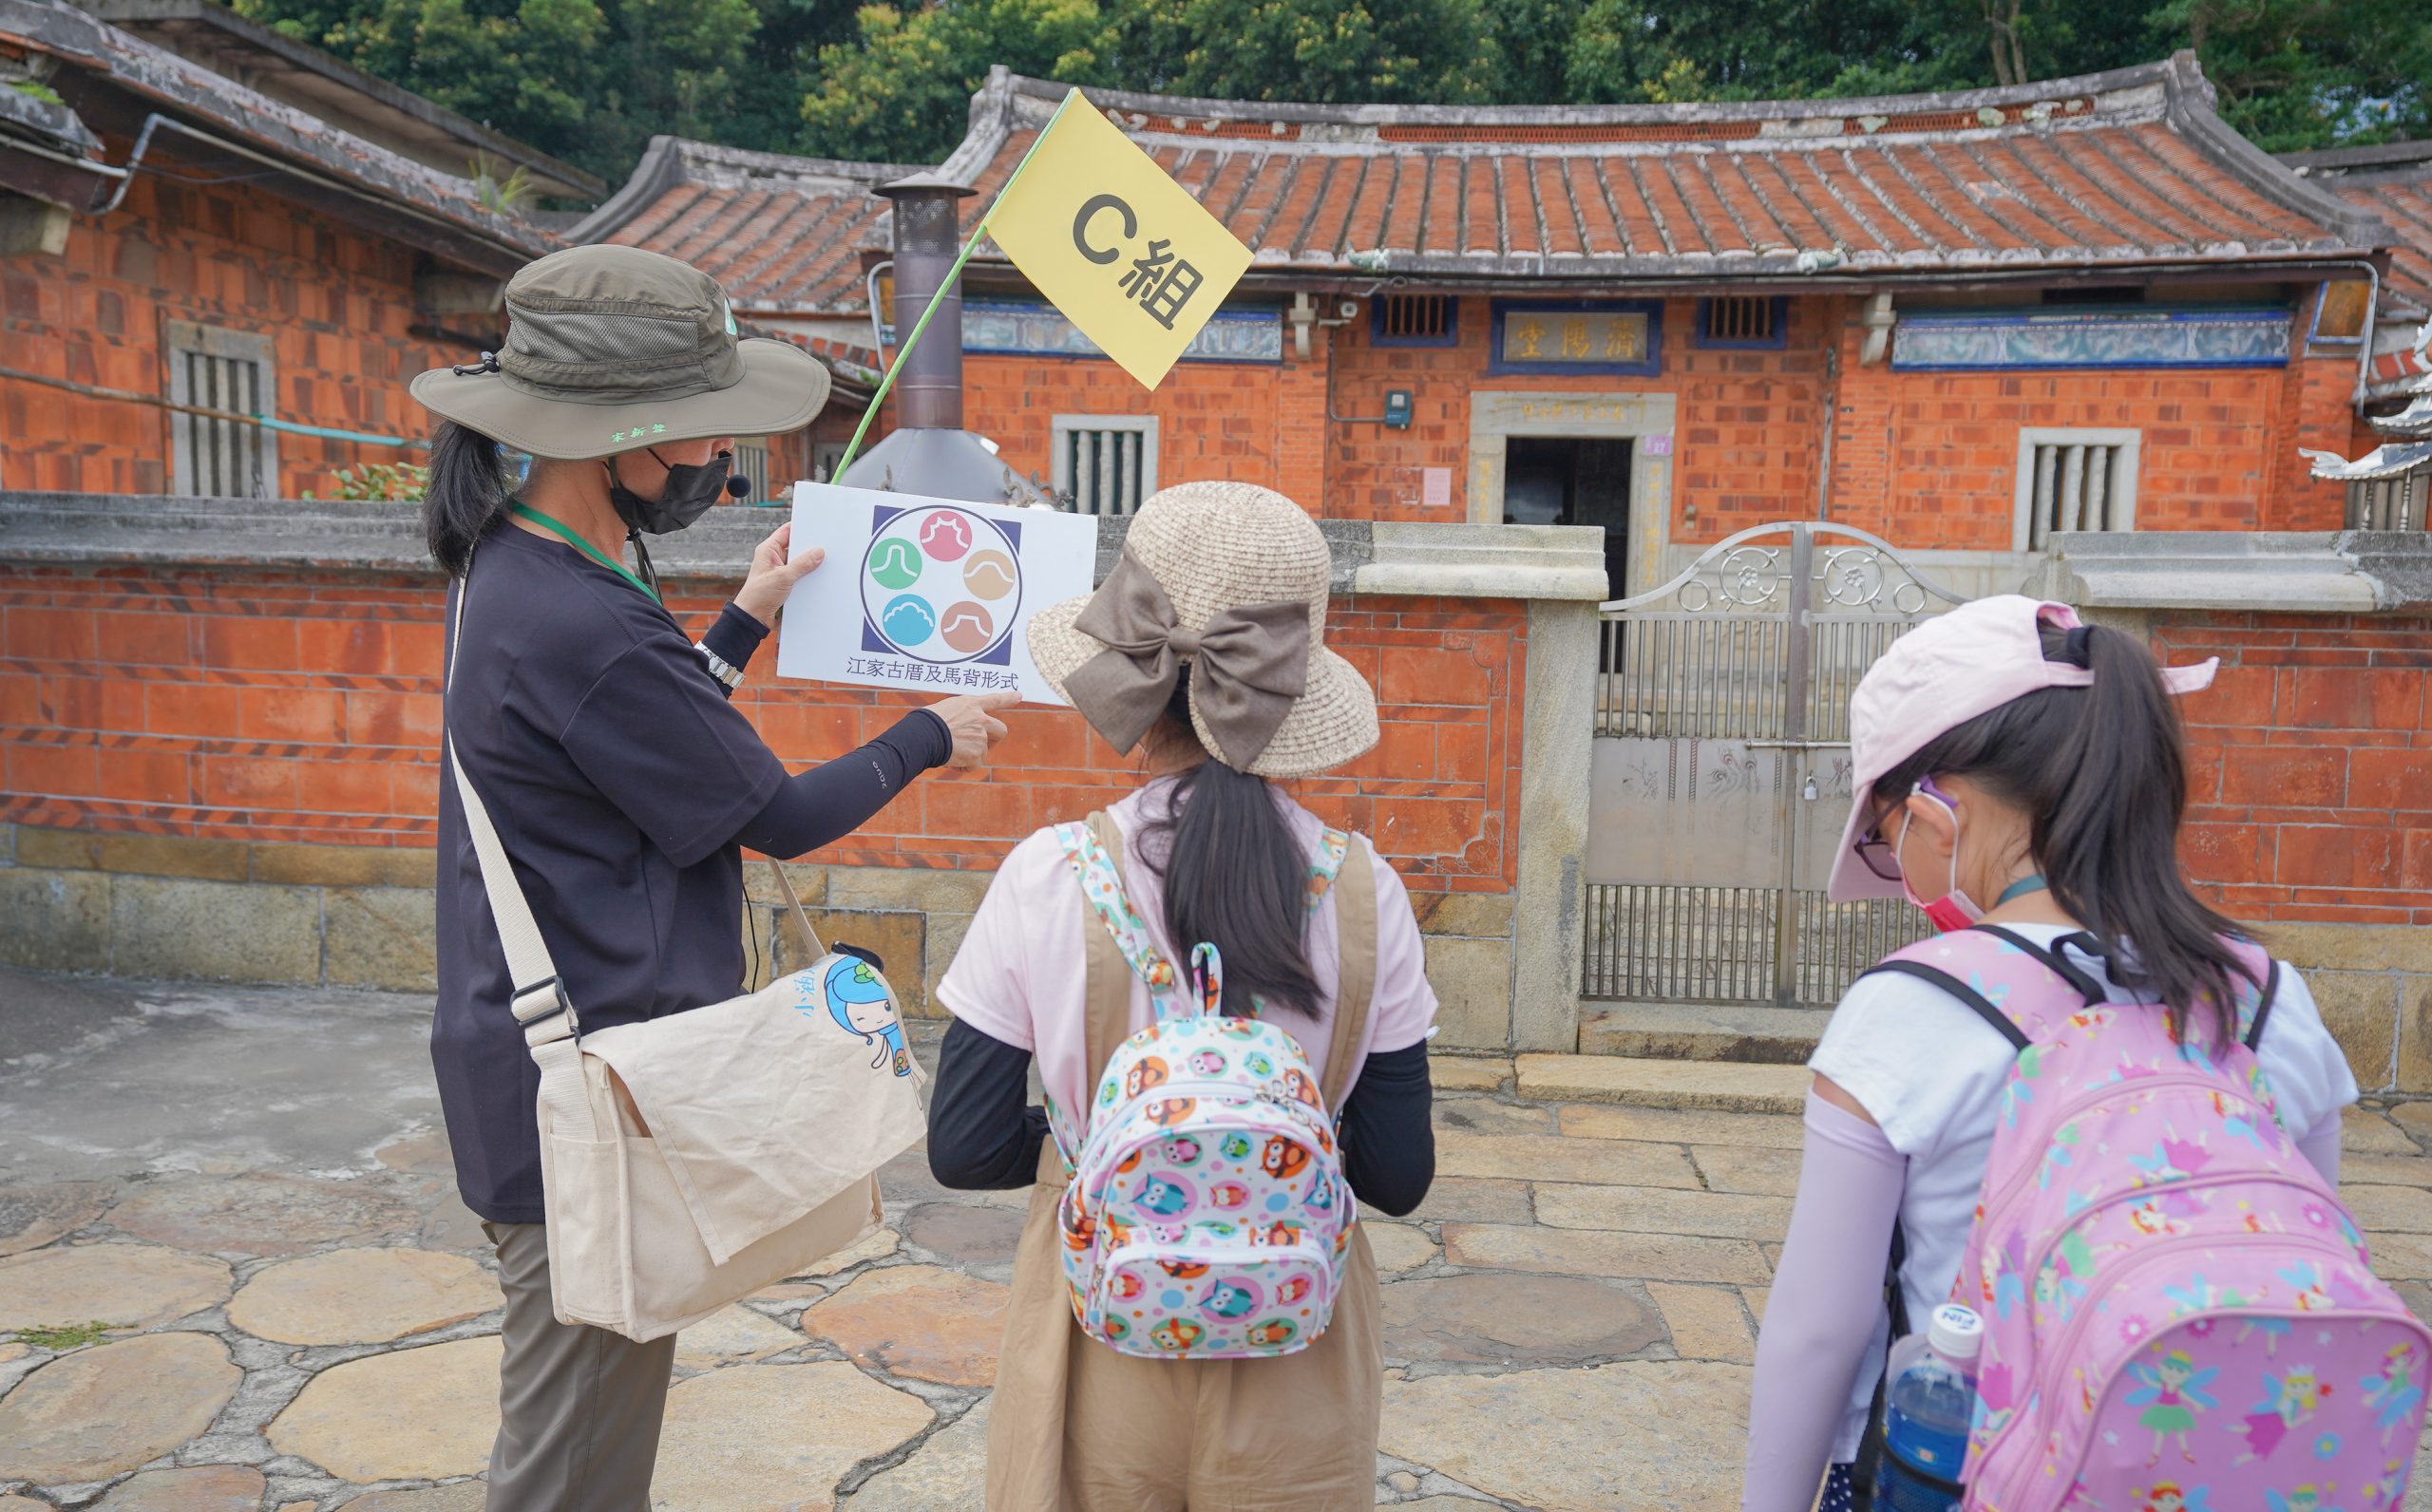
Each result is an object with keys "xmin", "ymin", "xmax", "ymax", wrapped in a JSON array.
[
  {"xmin": 1895, "ymin": 788, "xmax": 1984, "ymax": 934},
  {"xmin": 605, "ymin": 447, "xmax": 735, "ymax": 535}
]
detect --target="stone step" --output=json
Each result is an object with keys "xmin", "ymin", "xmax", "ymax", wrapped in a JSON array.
[
  {"xmin": 1514, "ymin": 1054, "xmax": 1810, "ymax": 1114},
  {"xmin": 1578, "ymin": 1003, "xmax": 1829, "ymax": 1065}
]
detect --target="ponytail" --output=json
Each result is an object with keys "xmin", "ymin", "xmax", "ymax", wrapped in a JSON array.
[
  {"xmin": 422, "ymin": 421, "xmax": 515, "ymax": 576},
  {"xmin": 1140, "ymin": 671, "xmax": 1324, "ymax": 1020},
  {"xmin": 1874, "ymin": 621, "xmax": 2253, "ymax": 1045}
]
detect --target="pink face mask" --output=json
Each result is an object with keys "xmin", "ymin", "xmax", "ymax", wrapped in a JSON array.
[{"xmin": 1895, "ymin": 781, "xmax": 1984, "ymax": 934}]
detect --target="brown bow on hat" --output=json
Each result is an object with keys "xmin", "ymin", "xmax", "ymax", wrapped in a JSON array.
[
  {"xmin": 1026, "ymin": 481, "xmax": 1379, "ymax": 781},
  {"xmin": 1064, "ymin": 551, "xmax": 1310, "ymax": 768}
]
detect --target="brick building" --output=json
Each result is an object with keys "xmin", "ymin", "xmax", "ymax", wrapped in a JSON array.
[{"xmin": 593, "ymin": 57, "xmax": 2399, "ymax": 599}]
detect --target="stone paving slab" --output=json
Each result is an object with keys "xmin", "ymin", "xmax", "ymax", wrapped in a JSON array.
[
  {"xmin": 1531, "ymin": 1182, "xmax": 1793, "ymax": 1240},
  {"xmin": 1434, "ymin": 1130, "xmax": 1701, "ymax": 1188},
  {"xmin": 0, "ymin": 1243, "xmax": 232, "ymax": 1332},
  {"xmin": 1514, "ymin": 1054, "xmax": 1810, "ymax": 1113},
  {"xmin": 0, "ymin": 1331, "xmax": 240, "ymax": 1484},
  {"xmin": 227, "ymin": 1248, "xmax": 496, "ymax": 1345}
]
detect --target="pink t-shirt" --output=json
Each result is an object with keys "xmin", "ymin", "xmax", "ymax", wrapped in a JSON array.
[{"xmin": 938, "ymin": 781, "xmax": 1439, "ymax": 1137}]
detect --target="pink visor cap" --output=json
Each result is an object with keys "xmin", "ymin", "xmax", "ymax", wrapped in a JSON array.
[{"xmin": 1824, "ymin": 595, "xmax": 2219, "ymax": 903}]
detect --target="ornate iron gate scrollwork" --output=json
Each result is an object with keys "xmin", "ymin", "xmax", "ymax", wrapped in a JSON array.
[{"xmin": 1583, "ymin": 522, "xmax": 1968, "ymax": 1007}]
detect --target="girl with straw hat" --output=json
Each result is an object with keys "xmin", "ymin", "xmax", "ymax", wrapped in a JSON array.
[
  {"xmin": 410, "ymin": 244, "xmax": 1015, "ymax": 1511},
  {"xmin": 927, "ymin": 481, "xmax": 1443, "ymax": 1509}
]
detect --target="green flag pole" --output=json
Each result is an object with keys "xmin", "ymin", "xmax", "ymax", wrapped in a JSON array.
[{"xmin": 827, "ymin": 88, "xmax": 1084, "ymax": 481}]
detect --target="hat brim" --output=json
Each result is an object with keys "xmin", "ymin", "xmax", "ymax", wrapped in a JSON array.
[
  {"xmin": 409, "ymin": 338, "xmax": 832, "ymax": 460},
  {"xmin": 1826, "ymin": 777, "xmax": 1906, "ymax": 903},
  {"xmin": 1027, "ymin": 595, "xmax": 1379, "ymax": 780}
]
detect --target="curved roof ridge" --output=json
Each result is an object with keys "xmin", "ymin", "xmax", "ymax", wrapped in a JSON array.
[{"xmin": 991, "ymin": 52, "xmax": 2202, "ymax": 132}]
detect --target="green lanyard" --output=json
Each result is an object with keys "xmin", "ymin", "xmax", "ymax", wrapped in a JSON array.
[
  {"xmin": 1996, "ymin": 873, "xmax": 2048, "ymax": 906},
  {"xmin": 508, "ymin": 503, "xmax": 658, "ymax": 603}
]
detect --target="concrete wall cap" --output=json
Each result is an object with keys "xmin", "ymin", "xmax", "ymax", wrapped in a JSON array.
[{"xmin": 2025, "ymin": 529, "xmax": 2432, "ymax": 613}]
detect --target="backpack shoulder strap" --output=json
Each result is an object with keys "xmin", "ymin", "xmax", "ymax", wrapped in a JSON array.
[
  {"xmin": 1976, "ymin": 924, "xmax": 2109, "ymax": 1006},
  {"xmin": 1317, "ymin": 831, "xmax": 1378, "ymax": 1109},
  {"xmin": 1857, "ymin": 958, "xmax": 2031, "ymax": 1054},
  {"xmin": 1072, "ymin": 812, "xmax": 1154, "ymax": 1079},
  {"xmin": 2245, "ymin": 957, "xmax": 2282, "ymax": 1052}
]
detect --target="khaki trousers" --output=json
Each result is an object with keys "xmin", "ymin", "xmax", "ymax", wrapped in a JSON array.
[{"xmin": 484, "ymin": 1220, "xmax": 675, "ymax": 1512}]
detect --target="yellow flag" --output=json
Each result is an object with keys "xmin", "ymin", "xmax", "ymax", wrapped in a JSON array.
[{"xmin": 984, "ymin": 90, "xmax": 1255, "ymax": 390}]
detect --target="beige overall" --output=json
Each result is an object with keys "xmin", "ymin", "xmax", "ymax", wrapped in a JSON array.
[{"xmin": 985, "ymin": 812, "xmax": 1384, "ymax": 1511}]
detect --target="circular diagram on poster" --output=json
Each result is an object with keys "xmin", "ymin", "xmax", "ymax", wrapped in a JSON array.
[{"xmin": 859, "ymin": 504, "xmax": 1023, "ymax": 665}]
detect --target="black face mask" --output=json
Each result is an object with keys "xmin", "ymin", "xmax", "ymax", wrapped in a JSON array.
[{"xmin": 605, "ymin": 447, "xmax": 738, "ymax": 536}]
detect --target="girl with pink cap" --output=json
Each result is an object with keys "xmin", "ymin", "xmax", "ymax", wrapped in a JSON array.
[{"xmin": 1739, "ymin": 595, "xmax": 2361, "ymax": 1511}]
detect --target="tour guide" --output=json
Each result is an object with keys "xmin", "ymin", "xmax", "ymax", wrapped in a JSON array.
[{"xmin": 409, "ymin": 244, "xmax": 1014, "ymax": 1510}]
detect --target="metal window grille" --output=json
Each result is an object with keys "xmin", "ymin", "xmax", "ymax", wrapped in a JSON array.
[
  {"xmin": 166, "ymin": 322, "xmax": 276, "ymax": 500},
  {"xmin": 2014, "ymin": 428, "xmax": 2139, "ymax": 551},
  {"xmin": 1378, "ymin": 294, "xmax": 1454, "ymax": 342},
  {"xmin": 1052, "ymin": 415, "xmax": 1158, "ymax": 516},
  {"xmin": 1700, "ymin": 296, "xmax": 1775, "ymax": 344},
  {"xmin": 2346, "ymin": 470, "xmax": 2431, "ymax": 531},
  {"xmin": 174, "ymin": 350, "xmax": 268, "ymax": 498},
  {"xmin": 731, "ymin": 440, "xmax": 771, "ymax": 502}
]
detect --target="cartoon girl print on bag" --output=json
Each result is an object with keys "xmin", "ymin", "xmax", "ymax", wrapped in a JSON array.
[
  {"xmin": 2124, "ymin": 1350, "xmax": 2218, "ymax": 1466},
  {"xmin": 820, "ymin": 955, "xmax": 910, "ymax": 1076}
]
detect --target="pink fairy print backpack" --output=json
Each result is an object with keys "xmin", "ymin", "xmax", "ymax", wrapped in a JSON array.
[
  {"xmin": 1865, "ymin": 926, "xmax": 2431, "ymax": 1511},
  {"xmin": 1046, "ymin": 811, "xmax": 1376, "ymax": 1361}
]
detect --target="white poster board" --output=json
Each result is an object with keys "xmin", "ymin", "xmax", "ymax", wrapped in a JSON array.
[{"xmin": 775, "ymin": 482, "xmax": 1099, "ymax": 705}]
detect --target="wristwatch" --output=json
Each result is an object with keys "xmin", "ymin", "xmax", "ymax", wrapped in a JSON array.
[{"xmin": 696, "ymin": 643, "xmax": 745, "ymax": 690}]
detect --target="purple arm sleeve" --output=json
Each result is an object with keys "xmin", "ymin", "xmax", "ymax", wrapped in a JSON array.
[
  {"xmin": 2298, "ymin": 1116, "xmax": 2342, "ymax": 1190},
  {"xmin": 1742, "ymin": 1092, "xmax": 1910, "ymax": 1512}
]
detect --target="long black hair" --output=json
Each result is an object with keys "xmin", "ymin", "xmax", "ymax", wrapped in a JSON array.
[
  {"xmin": 1873, "ymin": 620, "xmax": 2253, "ymax": 1045},
  {"xmin": 423, "ymin": 422, "xmax": 516, "ymax": 576},
  {"xmin": 1138, "ymin": 669, "xmax": 1324, "ymax": 1020}
]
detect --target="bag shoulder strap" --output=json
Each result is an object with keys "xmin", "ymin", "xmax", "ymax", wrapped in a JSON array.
[
  {"xmin": 1077, "ymin": 811, "xmax": 1147, "ymax": 1085},
  {"xmin": 1855, "ymin": 958, "xmax": 2032, "ymax": 1054},
  {"xmin": 1318, "ymin": 832, "xmax": 1378, "ymax": 1110},
  {"xmin": 445, "ymin": 563, "xmax": 598, "ymax": 1140},
  {"xmin": 2247, "ymin": 957, "xmax": 2282, "ymax": 1052}
]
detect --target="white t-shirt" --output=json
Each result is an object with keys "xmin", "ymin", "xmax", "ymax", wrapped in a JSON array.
[
  {"xmin": 1806, "ymin": 924, "xmax": 2361, "ymax": 1460},
  {"xmin": 938, "ymin": 781, "xmax": 1441, "ymax": 1151}
]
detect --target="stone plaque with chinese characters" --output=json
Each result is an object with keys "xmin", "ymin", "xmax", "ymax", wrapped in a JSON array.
[{"xmin": 1499, "ymin": 309, "xmax": 1651, "ymax": 368}]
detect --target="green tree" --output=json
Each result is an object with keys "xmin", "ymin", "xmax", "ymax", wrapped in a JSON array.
[{"xmin": 800, "ymin": 0, "xmax": 1116, "ymax": 162}]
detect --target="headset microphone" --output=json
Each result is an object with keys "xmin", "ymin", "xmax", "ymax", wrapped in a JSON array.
[{"xmin": 724, "ymin": 475, "xmax": 751, "ymax": 500}]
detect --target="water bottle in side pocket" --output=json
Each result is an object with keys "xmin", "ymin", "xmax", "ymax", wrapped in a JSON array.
[{"xmin": 1878, "ymin": 1303, "xmax": 1983, "ymax": 1512}]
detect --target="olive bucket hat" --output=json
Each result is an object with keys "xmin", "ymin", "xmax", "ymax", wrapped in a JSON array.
[
  {"xmin": 409, "ymin": 245, "xmax": 831, "ymax": 460},
  {"xmin": 1028, "ymin": 482, "xmax": 1378, "ymax": 780}
]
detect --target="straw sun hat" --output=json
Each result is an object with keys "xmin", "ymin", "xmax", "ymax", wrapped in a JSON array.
[
  {"xmin": 409, "ymin": 245, "xmax": 831, "ymax": 460},
  {"xmin": 1028, "ymin": 481, "xmax": 1378, "ymax": 780}
]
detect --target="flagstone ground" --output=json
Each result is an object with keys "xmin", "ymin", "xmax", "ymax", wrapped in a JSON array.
[{"xmin": 4, "ymin": 968, "xmax": 2431, "ymax": 1509}]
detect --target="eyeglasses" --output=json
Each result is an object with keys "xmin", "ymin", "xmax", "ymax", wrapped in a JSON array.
[
  {"xmin": 1852, "ymin": 774, "xmax": 1955, "ymax": 881},
  {"xmin": 1852, "ymin": 821, "xmax": 1902, "ymax": 881}
]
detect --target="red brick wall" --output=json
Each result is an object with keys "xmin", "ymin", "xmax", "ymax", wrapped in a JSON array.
[
  {"xmin": 1826, "ymin": 321, "xmax": 2350, "ymax": 549},
  {"xmin": 0, "ymin": 563, "xmax": 1525, "ymax": 894},
  {"xmin": 1324, "ymin": 294, "xmax": 1832, "ymax": 529},
  {"xmin": 0, "ymin": 170, "xmax": 459, "ymax": 499},
  {"xmin": 954, "ymin": 354, "xmax": 1298, "ymax": 501},
  {"xmin": 2163, "ymin": 611, "xmax": 2432, "ymax": 926}
]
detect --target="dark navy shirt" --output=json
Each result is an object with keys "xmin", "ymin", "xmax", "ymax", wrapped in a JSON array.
[{"xmin": 432, "ymin": 519, "xmax": 940, "ymax": 1223}]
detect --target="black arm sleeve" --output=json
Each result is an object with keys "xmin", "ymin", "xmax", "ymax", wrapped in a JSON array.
[
  {"xmin": 928, "ymin": 1017, "xmax": 1050, "ymax": 1190},
  {"xmin": 697, "ymin": 602, "xmax": 770, "ymax": 699},
  {"xmin": 1338, "ymin": 1040, "xmax": 1434, "ymax": 1217},
  {"xmin": 731, "ymin": 709, "xmax": 954, "ymax": 859}
]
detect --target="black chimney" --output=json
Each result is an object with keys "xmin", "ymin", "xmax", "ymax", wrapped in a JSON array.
[{"xmin": 837, "ymin": 173, "xmax": 1046, "ymax": 505}]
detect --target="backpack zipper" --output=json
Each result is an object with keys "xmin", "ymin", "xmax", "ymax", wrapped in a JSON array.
[
  {"xmin": 1969, "ymin": 1228, "xmax": 2367, "ymax": 1485},
  {"xmin": 1973, "ymin": 1071, "xmax": 2271, "ymax": 1253}
]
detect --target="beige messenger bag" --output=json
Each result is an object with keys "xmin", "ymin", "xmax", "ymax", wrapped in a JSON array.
[{"xmin": 446, "ymin": 577, "xmax": 926, "ymax": 1341}]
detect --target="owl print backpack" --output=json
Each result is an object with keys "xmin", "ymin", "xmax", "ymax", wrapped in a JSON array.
[
  {"xmin": 1866, "ymin": 925, "xmax": 2431, "ymax": 1512},
  {"xmin": 1047, "ymin": 810, "xmax": 1377, "ymax": 1362}
]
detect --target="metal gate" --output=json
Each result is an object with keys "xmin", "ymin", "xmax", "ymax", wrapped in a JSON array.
[{"xmin": 1582, "ymin": 522, "xmax": 1968, "ymax": 1007}]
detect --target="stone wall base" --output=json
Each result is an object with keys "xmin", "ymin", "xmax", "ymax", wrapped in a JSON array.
[{"xmin": 0, "ymin": 824, "xmax": 1522, "ymax": 1049}]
